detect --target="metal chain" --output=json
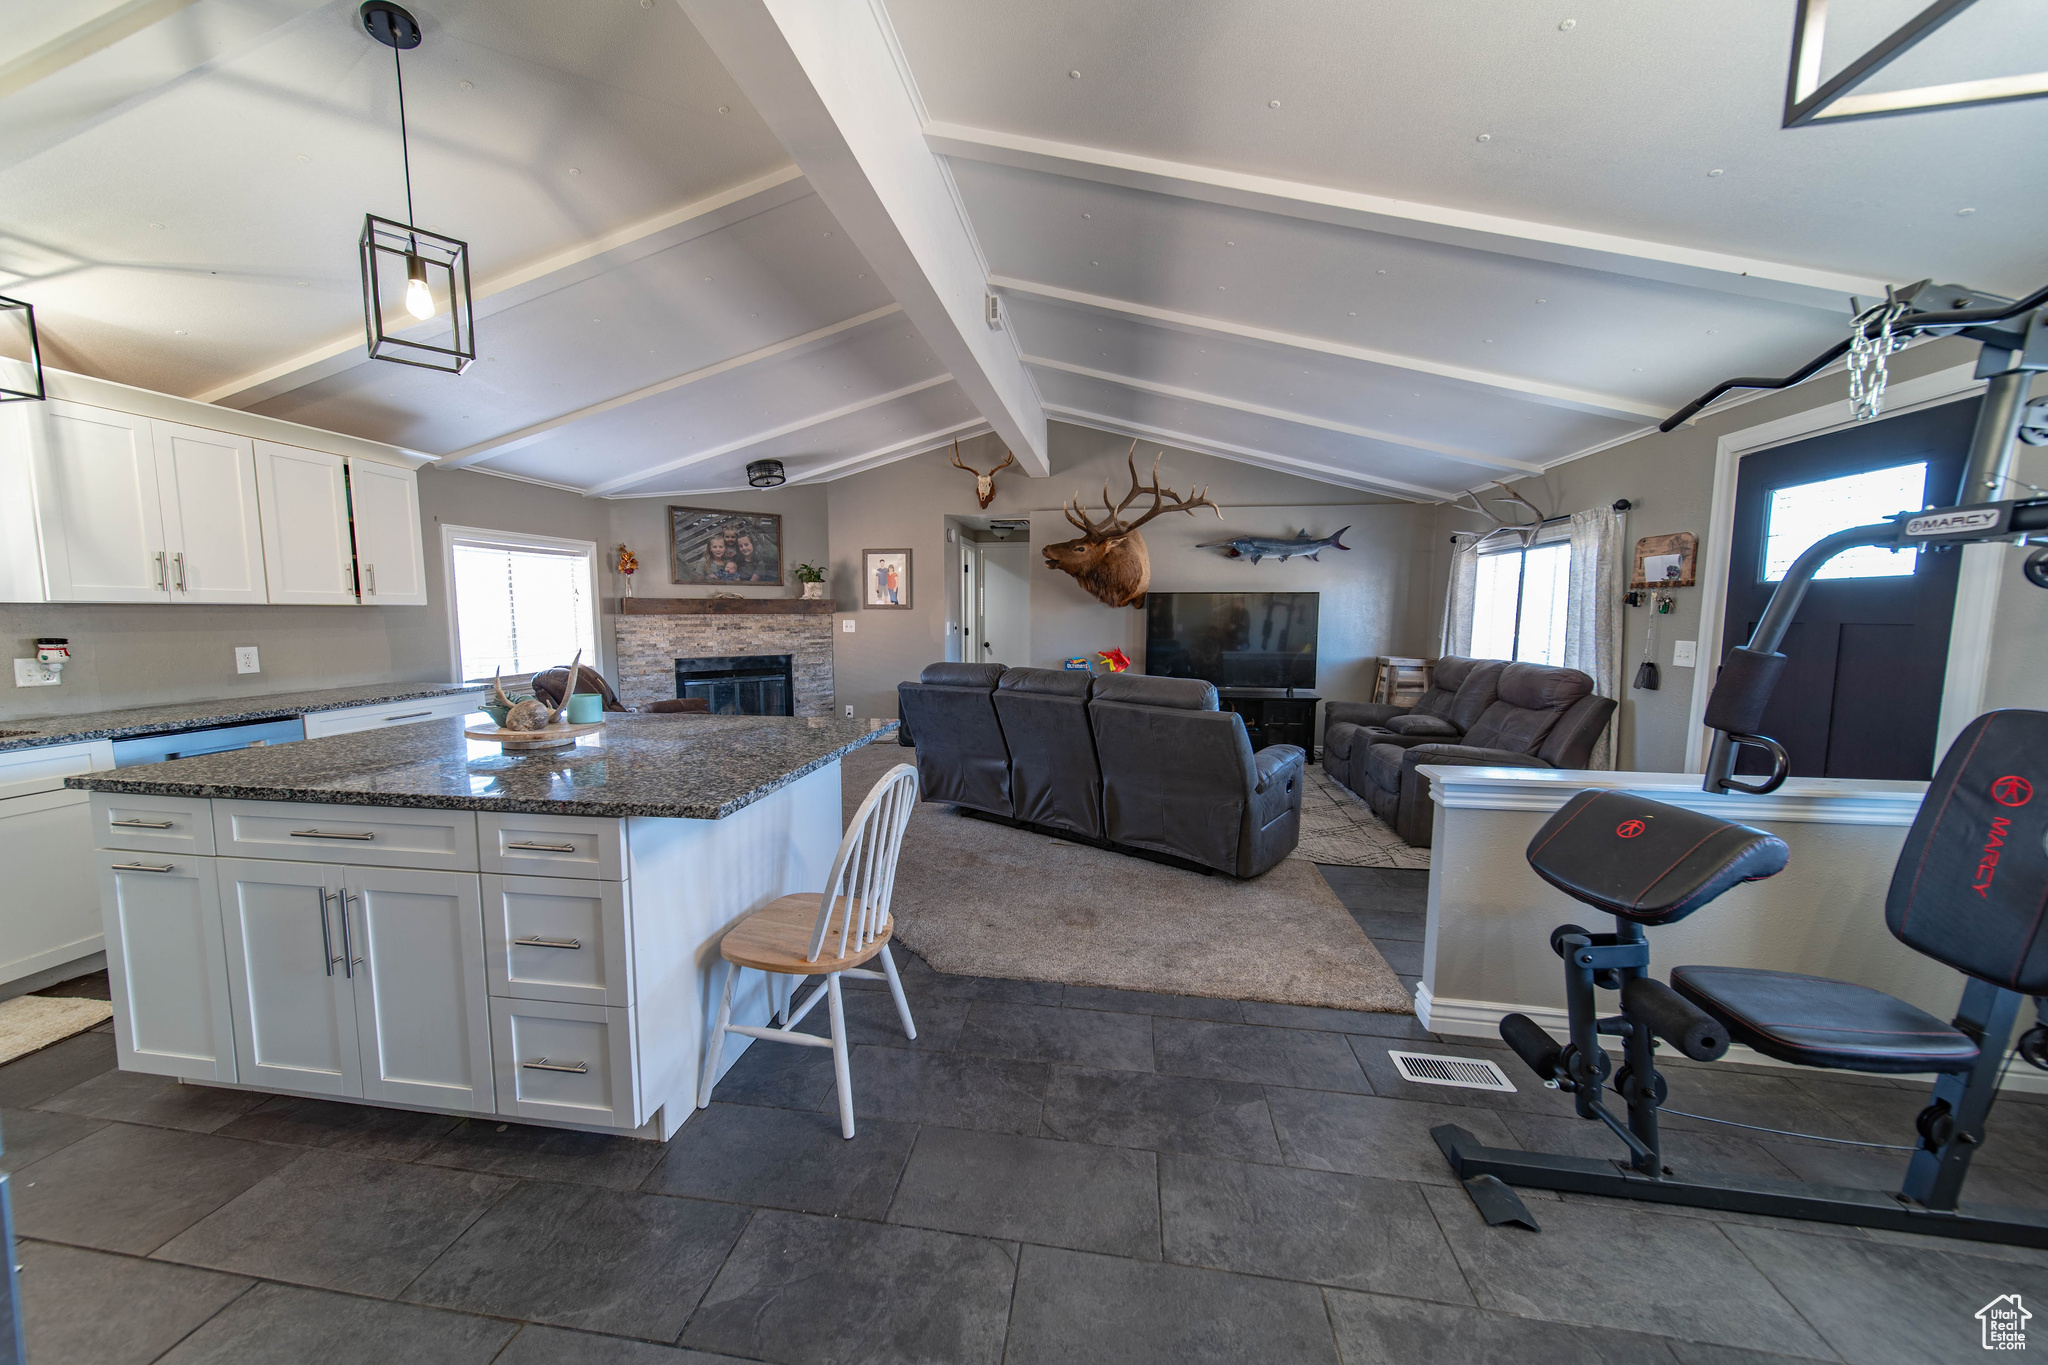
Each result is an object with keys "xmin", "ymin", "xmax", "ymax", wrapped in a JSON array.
[{"xmin": 1846, "ymin": 297, "xmax": 1909, "ymax": 422}]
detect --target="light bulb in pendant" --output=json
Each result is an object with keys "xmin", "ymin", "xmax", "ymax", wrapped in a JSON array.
[{"xmin": 403, "ymin": 254, "xmax": 435, "ymax": 320}]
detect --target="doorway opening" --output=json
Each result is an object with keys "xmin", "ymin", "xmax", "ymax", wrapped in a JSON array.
[{"xmin": 948, "ymin": 515, "xmax": 1031, "ymax": 668}]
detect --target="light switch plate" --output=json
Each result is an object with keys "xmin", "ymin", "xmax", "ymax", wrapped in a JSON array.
[
  {"xmin": 14, "ymin": 658, "xmax": 60, "ymax": 687},
  {"xmin": 235, "ymin": 646, "xmax": 261, "ymax": 674},
  {"xmin": 841, "ymin": 619, "xmax": 855, "ymax": 633},
  {"xmin": 1672, "ymin": 639, "xmax": 1698, "ymax": 668}
]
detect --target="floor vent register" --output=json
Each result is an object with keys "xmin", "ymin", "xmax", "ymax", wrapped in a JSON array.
[{"xmin": 1388, "ymin": 1051, "xmax": 1517, "ymax": 1092}]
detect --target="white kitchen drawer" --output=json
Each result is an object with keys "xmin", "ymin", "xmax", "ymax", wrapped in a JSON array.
[
  {"xmin": 478, "ymin": 813, "xmax": 625, "ymax": 880},
  {"xmin": 91, "ymin": 792, "xmax": 215, "ymax": 856},
  {"xmin": 490, "ymin": 997, "xmax": 640, "ymax": 1129},
  {"xmin": 482, "ymin": 874, "xmax": 631, "ymax": 1007},
  {"xmin": 0, "ymin": 738, "xmax": 115, "ymax": 799},
  {"xmin": 300, "ymin": 691, "xmax": 480, "ymax": 739},
  {"xmin": 213, "ymin": 799, "xmax": 478, "ymax": 871}
]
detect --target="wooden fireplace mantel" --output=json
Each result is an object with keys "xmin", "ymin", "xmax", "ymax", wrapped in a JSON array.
[{"xmin": 620, "ymin": 597, "xmax": 835, "ymax": 616}]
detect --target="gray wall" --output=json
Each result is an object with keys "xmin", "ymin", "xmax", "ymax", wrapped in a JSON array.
[
  {"xmin": 824, "ymin": 421, "xmax": 1427, "ymax": 719},
  {"xmin": 1431, "ymin": 338, "xmax": 2048, "ymax": 772}
]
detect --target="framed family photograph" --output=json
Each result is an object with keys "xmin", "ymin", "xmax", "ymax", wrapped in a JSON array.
[
  {"xmin": 862, "ymin": 548, "xmax": 912, "ymax": 609},
  {"xmin": 669, "ymin": 506, "xmax": 782, "ymax": 585}
]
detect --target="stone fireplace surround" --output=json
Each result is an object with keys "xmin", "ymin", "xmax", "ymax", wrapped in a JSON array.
[{"xmin": 614, "ymin": 599, "xmax": 833, "ymax": 717}]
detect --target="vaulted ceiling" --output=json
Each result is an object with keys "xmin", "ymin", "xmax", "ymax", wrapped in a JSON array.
[{"xmin": 4, "ymin": 0, "xmax": 2043, "ymax": 502}]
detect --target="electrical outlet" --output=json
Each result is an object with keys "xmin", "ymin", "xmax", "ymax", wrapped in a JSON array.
[
  {"xmin": 235, "ymin": 646, "xmax": 261, "ymax": 674},
  {"xmin": 1672, "ymin": 639, "xmax": 1697, "ymax": 668},
  {"xmin": 841, "ymin": 619, "xmax": 855, "ymax": 633},
  {"xmin": 14, "ymin": 658, "xmax": 60, "ymax": 687},
  {"xmin": 844, "ymin": 704, "xmax": 854, "ymax": 718}
]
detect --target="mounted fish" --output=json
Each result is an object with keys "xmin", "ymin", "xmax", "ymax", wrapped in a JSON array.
[{"xmin": 1197, "ymin": 527, "xmax": 1350, "ymax": 564}]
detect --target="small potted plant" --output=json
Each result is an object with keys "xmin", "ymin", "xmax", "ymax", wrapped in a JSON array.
[{"xmin": 794, "ymin": 563, "xmax": 827, "ymax": 600}]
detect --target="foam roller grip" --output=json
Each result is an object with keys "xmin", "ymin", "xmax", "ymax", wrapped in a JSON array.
[
  {"xmin": 1624, "ymin": 977, "xmax": 1729, "ymax": 1061},
  {"xmin": 1499, "ymin": 1012, "xmax": 1563, "ymax": 1081},
  {"xmin": 1703, "ymin": 648, "xmax": 1787, "ymax": 735}
]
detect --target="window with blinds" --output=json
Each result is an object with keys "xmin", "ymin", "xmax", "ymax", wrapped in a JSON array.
[{"xmin": 445, "ymin": 529, "xmax": 598, "ymax": 682}]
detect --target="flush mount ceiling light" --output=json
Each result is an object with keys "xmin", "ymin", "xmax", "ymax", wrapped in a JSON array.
[
  {"xmin": 746, "ymin": 459, "xmax": 787, "ymax": 488},
  {"xmin": 1785, "ymin": 0, "xmax": 2048, "ymax": 127},
  {"xmin": 0, "ymin": 294, "xmax": 45, "ymax": 401},
  {"xmin": 357, "ymin": 1, "xmax": 474, "ymax": 373}
]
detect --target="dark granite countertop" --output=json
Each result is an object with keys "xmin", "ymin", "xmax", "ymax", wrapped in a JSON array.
[
  {"xmin": 0, "ymin": 682, "xmax": 486, "ymax": 753},
  {"xmin": 66, "ymin": 713, "xmax": 900, "ymax": 820}
]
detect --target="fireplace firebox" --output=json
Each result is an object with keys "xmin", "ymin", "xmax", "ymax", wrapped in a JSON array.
[{"xmin": 674, "ymin": 654, "xmax": 794, "ymax": 716}]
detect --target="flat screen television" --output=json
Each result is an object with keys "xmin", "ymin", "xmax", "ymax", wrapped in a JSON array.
[{"xmin": 1144, "ymin": 592, "xmax": 1318, "ymax": 690}]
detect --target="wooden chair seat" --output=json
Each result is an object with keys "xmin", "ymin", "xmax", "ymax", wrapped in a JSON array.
[{"xmin": 719, "ymin": 893, "xmax": 892, "ymax": 974}]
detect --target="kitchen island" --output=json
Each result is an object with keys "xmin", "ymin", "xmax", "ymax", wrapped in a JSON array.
[{"xmin": 67, "ymin": 712, "xmax": 898, "ymax": 1139}]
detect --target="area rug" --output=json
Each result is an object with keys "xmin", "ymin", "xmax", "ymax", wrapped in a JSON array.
[
  {"xmin": 1290, "ymin": 761, "xmax": 1431, "ymax": 871},
  {"xmin": 840, "ymin": 744, "xmax": 1411, "ymax": 1013},
  {"xmin": 0, "ymin": 995, "xmax": 112, "ymax": 1065}
]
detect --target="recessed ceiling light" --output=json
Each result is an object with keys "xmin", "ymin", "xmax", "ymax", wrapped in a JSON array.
[
  {"xmin": 717, "ymin": 105, "xmax": 730, "ymax": 114},
  {"xmin": 1957, "ymin": 206, "xmax": 1976, "ymax": 216},
  {"xmin": 1091, "ymin": 260, "xmax": 1100, "ymax": 266},
  {"xmin": 459, "ymin": 80, "xmax": 473, "ymax": 91},
  {"xmin": 1376, "ymin": 268, "xmax": 1386, "ymax": 274},
  {"xmin": 1476, "ymin": 133, "xmax": 1491, "ymax": 143},
  {"xmin": 823, "ymin": 230, "xmax": 833, "ymax": 237},
  {"xmin": 1558, "ymin": 18, "xmax": 1576, "ymax": 31},
  {"xmin": 1068, "ymin": 69, "xmax": 1081, "ymax": 79},
  {"xmin": 296, "ymin": 280, "xmax": 308, "ymax": 286},
  {"xmin": 150, "ymin": 222, "xmax": 164, "ymax": 229},
  {"xmin": 1082, "ymin": 212, "xmax": 1091, "ymax": 219},
  {"xmin": 1706, "ymin": 329, "xmax": 1716, "ymax": 334},
  {"xmin": 1348, "ymin": 311, "xmax": 1357, "ymax": 316},
  {"xmin": 296, "ymin": 153, "xmax": 310, "ymax": 162},
  {"xmin": 568, "ymin": 167, "xmax": 580, "ymax": 176},
  {"xmin": 173, "ymin": 329, "xmax": 187, "ymax": 336},
  {"xmin": 1217, "ymin": 285, "xmax": 1226, "ymax": 290},
  {"xmin": 1707, "ymin": 168, "xmax": 1724, "ymax": 177},
  {"xmin": 1268, "ymin": 99, "xmax": 1281, "ymax": 109}
]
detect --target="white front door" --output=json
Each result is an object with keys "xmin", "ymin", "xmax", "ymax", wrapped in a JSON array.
[
  {"xmin": 346, "ymin": 865, "xmax": 495, "ymax": 1112},
  {"xmin": 155, "ymin": 421, "xmax": 268, "ymax": 605},
  {"xmin": 98, "ymin": 851, "xmax": 236, "ymax": 1082},
  {"xmin": 217, "ymin": 858, "xmax": 360, "ymax": 1097}
]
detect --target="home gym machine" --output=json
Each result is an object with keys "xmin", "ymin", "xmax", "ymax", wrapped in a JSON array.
[{"xmin": 1435, "ymin": 279, "xmax": 2048, "ymax": 1246}]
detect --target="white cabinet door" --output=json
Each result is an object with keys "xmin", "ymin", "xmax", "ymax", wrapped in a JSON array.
[
  {"xmin": 98, "ymin": 851, "xmax": 236, "ymax": 1082},
  {"xmin": 217, "ymin": 858, "xmax": 360, "ymax": 1097},
  {"xmin": 255, "ymin": 441, "xmax": 359, "ymax": 606},
  {"xmin": 298, "ymin": 691, "xmax": 480, "ymax": 739},
  {"xmin": 27, "ymin": 401, "xmax": 169, "ymax": 602},
  {"xmin": 3, "ymin": 787, "xmax": 102, "ymax": 987},
  {"xmin": 346, "ymin": 459, "xmax": 427, "ymax": 606},
  {"xmin": 344, "ymin": 865, "xmax": 494, "ymax": 1113},
  {"xmin": 154, "ymin": 421, "xmax": 267, "ymax": 604}
]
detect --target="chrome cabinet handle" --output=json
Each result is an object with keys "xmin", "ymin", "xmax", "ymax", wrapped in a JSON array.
[
  {"xmin": 154, "ymin": 551, "xmax": 167, "ymax": 590},
  {"xmin": 111, "ymin": 861, "xmax": 175, "ymax": 873},
  {"xmin": 340, "ymin": 890, "xmax": 360, "ymax": 976},
  {"xmin": 319, "ymin": 889, "xmax": 338, "ymax": 977},
  {"xmin": 110, "ymin": 818, "xmax": 175, "ymax": 830},
  {"xmin": 522, "ymin": 1057, "xmax": 587, "ymax": 1074},
  {"xmin": 365, "ymin": 564, "xmax": 376, "ymax": 596},
  {"xmin": 506, "ymin": 840, "xmax": 577, "ymax": 853},
  {"xmin": 513, "ymin": 935, "xmax": 582, "ymax": 950},
  {"xmin": 173, "ymin": 552, "xmax": 187, "ymax": 592},
  {"xmin": 290, "ymin": 829, "xmax": 376, "ymax": 841},
  {"xmin": 382, "ymin": 711, "xmax": 431, "ymax": 722}
]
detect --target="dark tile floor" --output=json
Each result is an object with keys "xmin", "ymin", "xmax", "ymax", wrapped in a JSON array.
[{"xmin": 6, "ymin": 869, "xmax": 2048, "ymax": 1363}]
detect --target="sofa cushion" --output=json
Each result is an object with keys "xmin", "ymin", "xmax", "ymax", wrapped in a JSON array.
[
  {"xmin": 1365, "ymin": 742, "xmax": 1406, "ymax": 795},
  {"xmin": 1091, "ymin": 673, "xmax": 1219, "ymax": 711},
  {"xmin": 1461, "ymin": 663, "xmax": 1593, "ymax": 755},
  {"xmin": 1323, "ymin": 720, "xmax": 1365, "ymax": 763},
  {"xmin": 998, "ymin": 666, "xmax": 1093, "ymax": 698},
  {"xmin": 1385, "ymin": 713, "xmax": 1460, "ymax": 737},
  {"xmin": 1445, "ymin": 659, "xmax": 1507, "ymax": 731},
  {"xmin": 921, "ymin": 662, "xmax": 1005, "ymax": 688}
]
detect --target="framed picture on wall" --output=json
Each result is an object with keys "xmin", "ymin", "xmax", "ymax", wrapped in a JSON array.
[
  {"xmin": 1630, "ymin": 531, "xmax": 1698, "ymax": 589},
  {"xmin": 862, "ymin": 549, "xmax": 912, "ymax": 609},
  {"xmin": 668, "ymin": 506, "xmax": 782, "ymax": 585}
]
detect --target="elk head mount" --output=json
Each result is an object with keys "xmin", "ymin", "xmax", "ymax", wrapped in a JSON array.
[
  {"xmin": 1042, "ymin": 443, "xmax": 1221, "ymax": 608},
  {"xmin": 949, "ymin": 440, "xmax": 1016, "ymax": 510}
]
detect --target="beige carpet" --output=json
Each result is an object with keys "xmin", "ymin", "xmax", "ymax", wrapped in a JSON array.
[
  {"xmin": 0, "ymin": 994, "xmax": 112, "ymax": 1065},
  {"xmin": 842, "ymin": 744, "xmax": 1411, "ymax": 1013},
  {"xmin": 1290, "ymin": 761, "xmax": 1431, "ymax": 871}
]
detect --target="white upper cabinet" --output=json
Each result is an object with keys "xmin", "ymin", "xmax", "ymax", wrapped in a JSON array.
[
  {"xmin": 347, "ymin": 457, "xmax": 428, "ymax": 606},
  {"xmin": 25, "ymin": 401, "xmax": 169, "ymax": 603},
  {"xmin": 155, "ymin": 421, "xmax": 268, "ymax": 605},
  {"xmin": 255, "ymin": 442, "xmax": 359, "ymax": 606}
]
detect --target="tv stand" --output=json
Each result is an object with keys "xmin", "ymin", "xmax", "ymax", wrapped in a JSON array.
[{"xmin": 1215, "ymin": 687, "xmax": 1318, "ymax": 753}]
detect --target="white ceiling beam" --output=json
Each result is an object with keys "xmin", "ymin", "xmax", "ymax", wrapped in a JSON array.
[
  {"xmin": 436, "ymin": 303, "xmax": 904, "ymax": 470},
  {"xmin": 1042, "ymin": 404, "xmax": 1455, "ymax": 503},
  {"xmin": 586, "ymin": 373, "xmax": 957, "ymax": 496},
  {"xmin": 1022, "ymin": 354, "xmax": 1542, "ymax": 477},
  {"xmin": 195, "ymin": 166, "xmax": 812, "ymax": 408},
  {"xmin": 0, "ymin": 0, "xmax": 326, "ymax": 171},
  {"xmin": 600, "ymin": 418, "xmax": 992, "ymax": 498},
  {"xmin": 995, "ymin": 275, "xmax": 1666, "ymax": 422},
  {"xmin": 678, "ymin": 0, "xmax": 1048, "ymax": 475},
  {"xmin": 929, "ymin": 123, "xmax": 1888, "ymax": 313}
]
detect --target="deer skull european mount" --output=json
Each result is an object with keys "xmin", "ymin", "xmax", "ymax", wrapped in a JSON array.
[
  {"xmin": 949, "ymin": 440, "xmax": 1016, "ymax": 509},
  {"xmin": 1042, "ymin": 443, "xmax": 1221, "ymax": 609}
]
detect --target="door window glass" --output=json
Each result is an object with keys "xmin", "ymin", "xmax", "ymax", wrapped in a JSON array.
[{"xmin": 1762, "ymin": 461, "xmax": 1925, "ymax": 581}]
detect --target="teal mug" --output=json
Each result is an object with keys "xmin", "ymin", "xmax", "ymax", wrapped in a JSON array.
[{"xmin": 566, "ymin": 692, "xmax": 603, "ymax": 724}]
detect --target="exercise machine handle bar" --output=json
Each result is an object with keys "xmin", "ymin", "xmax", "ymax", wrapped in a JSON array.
[{"xmin": 1660, "ymin": 281, "xmax": 2048, "ymax": 433}]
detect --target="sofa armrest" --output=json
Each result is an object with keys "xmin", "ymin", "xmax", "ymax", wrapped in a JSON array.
[
  {"xmin": 1402, "ymin": 744, "xmax": 1551, "ymax": 772},
  {"xmin": 1324, "ymin": 701, "xmax": 1406, "ymax": 730},
  {"xmin": 1251, "ymin": 744, "xmax": 1306, "ymax": 826},
  {"xmin": 1254, "ymin": 744, "xmax": 1305, "ymax": 792}
]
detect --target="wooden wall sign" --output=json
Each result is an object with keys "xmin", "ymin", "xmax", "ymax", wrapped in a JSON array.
[{"xmin": 1631, "ymin": 531, "xmax": 1698, "ymax": 589}]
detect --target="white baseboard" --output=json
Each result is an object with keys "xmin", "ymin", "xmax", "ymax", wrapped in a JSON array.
[{"xmin": 1416, "ymin": 983, "xmax": 2048, "ymax": 1097}]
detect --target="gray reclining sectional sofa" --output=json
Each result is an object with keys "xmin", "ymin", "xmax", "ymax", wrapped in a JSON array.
[{"xmin": 895, "ymin": 663, "xmax": 1305, "ymax": 878}]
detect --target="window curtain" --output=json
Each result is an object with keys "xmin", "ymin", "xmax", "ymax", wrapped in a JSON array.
[
  {"xmin": 1562, "ymin": 505, "xmax": 1624, "ymax": 770},
  {"xmin": 1441, "ymin": 532, "xmax": 1481, "ymax": 657}
]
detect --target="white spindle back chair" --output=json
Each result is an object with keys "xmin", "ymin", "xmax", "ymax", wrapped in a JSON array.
[{"xmin": 697, "ymin": 763, "xmax": 920, "ymax": 1138}]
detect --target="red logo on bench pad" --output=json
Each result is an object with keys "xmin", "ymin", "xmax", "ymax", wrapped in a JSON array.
[
  {"xmin": 1616, "ymin": 819, "xmax": 1646, "ymax": 839},
  {"xmin": 1991, "ymin": 775, "xmax": 2033, "ymax": 808}
]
